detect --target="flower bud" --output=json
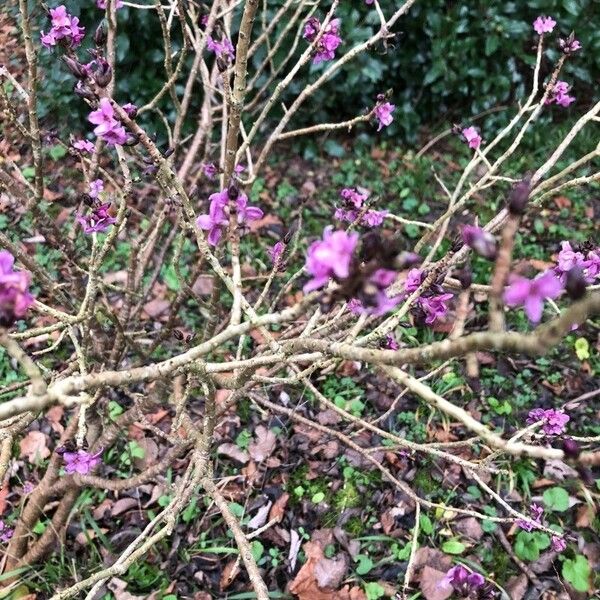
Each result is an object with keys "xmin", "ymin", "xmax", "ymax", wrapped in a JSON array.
[
  {"xmin": 507, "ymin": 175, "xmax": 532, "ymax": 215},
  {"xmin": 163, "ymin": 147, "xmax": 175, "ymax": 158},
  {"xmin": 124, "ymin": 135, "xmax": 140, "ymax": 146},
  {"xmin": 216, "ymin": 56, "xmax": 229, "ymax": 72},
  {"xmin": 565, "ymin": 266, "xmax": 587, "ymax": 300},
  {"xmin": 227, "ymin": 183, "xmax": 239, "ymax": 201},
  {"xmin": 462, "ymin": 225, "xmax": 497, "ymax": 260},
  {"xmin": 562, "ymin": 437, "xmax": 580, "ymax": 459},
  {"xmin": 62, "ymin": 55, "xmax": 87, "ymax": 79},
  {"xmin": 94, "ymin": 20, "xmax": 108, "ymax": 46},
  {"xmin": 393, "ymin": 251, "xmax": 422, "ymax": 271},
  {"xmin": 455, "ymin": 263, "xmax": 472, "ymax": 289},
  {"xmin": 74, "ymin": 81, "xmax": 97, "ymax": 101},
  {"xmin": 92, "ymin": 59, "xmax": 113, "ymax": 88}
]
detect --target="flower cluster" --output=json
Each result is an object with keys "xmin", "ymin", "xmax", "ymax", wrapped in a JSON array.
[
  {"xmin": 89, "ymin": 179, "xmax": 104, "ymax": 199},
  {"xmin": 72, "ymin": 138, "xmax": 95, "ymax": 153},
  {"xmin": 303, "ymin": 16, "xmax": 342, "ymax": 64},
  {"xmin": 546, "ymin": 80, "xmax": 575, "ymax": 107},
  {"xmin": 462, "ymin": 126, "xmax": 482, "ymax": 150},
  {"xmin": 41, "ymin": 5, "xmax": 85, "ymax": 49},
  {"xmin": 440, "ymin": 565, "xmax": 487, "ymax": 597},
  {"xmin": 527, "ymin": 407, "xmax": 570, "ymax": 435},
  {"xmin": 77, "ymin": 202, "xmax": 117, "ymax": 234},
  {"xmin": 503, "ymin": 270, "xmax": 563, "ymax": 324},
  {"xmin": 373, "ymin": 95, "xmax": 395, "ymax": 131},
  {"xmin": 304, "ymin": 228, "xmax": 358, "ymax": 293},
  {"xmin": 63, "ymin": 449, "xmax": 103, "ymax": 475},
  {"xmin": 206, "ymin": 36, "xmax": 235, "ymax": 61},
  {"xmin": 517, "ymin": 502, "xmax": 544, "ymax": 531},
  {"xmin": 196, "ymin": 188, "xmax": 263, "ymax": 246},
  {"xmin": 88, "ymin": 98, "xmax": 127, "ymax": 145},
  {"xmin": 334, "ymin": 187, "xmax": 387, "ymax": 228},
  {"xmin": 0, "ymin": 520, "xmax": 13, "ymax": 544},
  {"xmin": 533, "ymin": 15, "xmax": 556, "ymax": 35},
  {"xmin": 0, "ymin": 251, "xmax": 34, "ymax": 327},
  {"xmin": 554, "ymin": 240, "xmax": 600, "ymax": 283},
  {"xmin": 558, "ymin": 33, "xmax": 582, "ymax": 54},
  {"xmin": 403, "ymin": 268, "xmax": 454, "ymax": 324}
]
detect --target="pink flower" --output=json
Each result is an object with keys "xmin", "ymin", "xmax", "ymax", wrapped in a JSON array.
[
  {"xmin": 304, "ymin": 17, "xmax": 342, "ymax": 64},
  {"xmin": 89, "ymin": 179, "xmax": 104, "ymax": 199},
  {"xmin": 556, "ymin": 241, "xmax": 585, "ymax": 273},
  {"xmin": 304, "ymin": 227, "xmax": 358, "ymax": 292},
  {"xmin": 559, "ymin": 37, "xmax": 581, "ymax": 54},
  {"xmin": 440, "ymin": 565, "xmax": 485, "ymax": 595},
  {"xmin": 236, "ymin": 194, "xmax": 264, "ymax": 225},
  {"xmin": 206, "ymin": 36, "xmax": 235, "ymax": 61},
  {"xmin": 88, "ymin": 98, "xmax": 127, "ymax": 145},
  {"xmin": 551, "ymin": 536, "xmax": 567, "ymax": 552},
  {"xmin": 41, "ymin": 5, "xmax": 86, "ymax": 49},
  {"xmin": 234, "ymin": 163, "xmax": 246, "ymax": 175},
  {"xmin": 347, "ymin": 298, "xmax": 363, "ymax": 315},
  {"xmin": 268, "ymin": 241, "xmax": 285, "ymax": 265},
  {"xmin": 203, "ymin": 163, "xmax": 218, "ymax": 180},
  {"xmin": 63, "ymin": 449, "xmax": 103, "ymax": 475},
  {"xmin": 584, "ymin": 250, "xmax": 600, "ymax": 279},
  {"xmin": 362, "ymin": 209, "xmax": 387, "ymax": 227},
  {"xmin": 365, "ymin": 0, "xmax": 375, "ymax": 4},
  {"xmin": 72, "ymin": 139, "xmax": 95, "ymax": 153},
  {"xmin": 121, "ymin": 102, "xmax": 138, "ymax": 118},
  {"xmin": 419, "ymin": 293, "xmax": 453, "ymax": 324},
  {"xmin": 0, "ymin": 520, "xmax": 13, "ymax": 544},
  {"xmin": 340, "ymin": 188, "xmax": 368, "ymax": 208},
  {"xmin": 533, "ymin": 15, "xmax": 556, "ymax": 35},
  {"xmin": 196, "ymin": 190, "xmax": 229, "ymax": 246},
  {"xmin": 385, "ymin": 334, "xmax": 399, "ymax": 350},
  {"xmin": 403, "ymin": 268, "xmax": 425, "ymax": 294},
  {"xmin": 77, "ymin": 202, "xmax": 117, "ymax": 234},
  {"xmin": 0, "ymin": 251, "xmax": 34, "ymax": 326},
  {"xmin": 517, "ymin": 503, "xmax": 544, "ymax": 531},
  {"xmin": 527, "ymin": 408, "xmax": 570, "ymax": 436},
  {"xmin": 503, "ymin": 270, "xmax": 563, "ymax": 323},
  {"xmin": 462, "ymin": 126, "xmax": 481, "ymax": 149},
  {"xmin": 374, "ymin": 99, "xmax": 395, "ymax": 131},
  {"xmin": 462, "ymin": 225, "xmax": 497, "ymax": 259},
  {"xmin": 357, "ymin": 269, "xmax": 402, "ymax": 316}
]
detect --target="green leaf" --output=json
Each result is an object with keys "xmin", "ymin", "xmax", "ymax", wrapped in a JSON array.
[
  {"xmin": 481, "ymin": 519, "xmax": 497, "ymax": 533},
  {"xmin": 49, "ymin": 145, "xmax": 67, "ymax": 161},
  {"xmin": 323, "ymin": 139, "xmax": 345, "ymax": 158},
  {"xmin": 163, "ymin": 264, "xmax": 180, "ymax": 291},
  {"xmin": 251, "ymin": 540, "xmax": 264, "ymax": 562},
  {"xmin": 562, "ymin": 555, "xmax": 590, "ymax": 592},
  {"xmin": 543, "ymin": 487, "xmax": 569, "ymax": 512},
  {"xmin": 514, "ymin": 531, "xmax": 540, "ymax": 561},
  {"xmin": 355, "ymin": 554, "xmax": 374, "ymax": 575},
  {"xmin": 442, "ymin": 539, "xmax": 465, "ymax": 555},
  {"xmin": 574, "ymin": 338, "xmax": 590, "ymax": 360},
  {"xmin": 364, "ymin": 582, "xmax": 385, "ymax": 600},
  {"xmin": 22, "ymin": 167, "xmax": 36, "ymax": 180},
  {"xmin": 419, "ymin": 514, "xmax": 434, "ymax": 535},
  {"xmin": 311, "ymin": 491, "xmax": 325, "ymax": 504}
]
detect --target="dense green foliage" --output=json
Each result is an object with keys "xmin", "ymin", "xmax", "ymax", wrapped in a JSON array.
[{"xmin": 18, "ymin": 0, "xmax": 600, "ymax": 141}]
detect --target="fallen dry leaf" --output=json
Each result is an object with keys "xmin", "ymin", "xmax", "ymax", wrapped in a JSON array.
[
  {"xmin": 419, "ymin": 566, "xmax": 452, "ymax": 600},
  {"xmin": 505, "ymin": 574, "xmax": 528, "ymax": 600},
  {"xmin": 248, "ymin": 425, "xmax": 276, "ymax": 462},
  {"xmin": 314, "ymin": 553, "xmax": 348, "ymax": 589},
  {"xmin": 269, "ymin": 493, "xmax": 290, "ymax": 523},
  {"xmin": 220, "ymin": 558, "xmax": 241, "ymax": 591},
  {"xmin": 247, "ymin": 501, "xmax": 272, "ymax": 530},
  {"xmin": 19, "ymin": 430, "xmax": 50, "ymax": 463},
  {"xmin": 217, "ymin": 443, "xmax": 250, "ymax": 464},
  {"xmin": 45, "ymin": 405, "xmax": 64, "ymax": 434}
]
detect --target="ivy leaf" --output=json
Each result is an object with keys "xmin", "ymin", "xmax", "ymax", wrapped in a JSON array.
[
  {"xmin": 355, "ymin": 554, "xmax": 374, "ymax": 575},
  {"xmin": 562, "ymin": 555, "xmax": 590, "ymax": 592},
  {"xmin": 543, "ymin": 487, "xmax": 570, "ymax": 512},
  {"xmin": 441, "ymin": 539, "xmax": 465, "ymax": 555}
]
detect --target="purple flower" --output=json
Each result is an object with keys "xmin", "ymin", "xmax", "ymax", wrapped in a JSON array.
[
  {"xmin": 357, "ymin": 269, "xmax": 402, "ymax": 316},
  {"xmin": 0, "ymin": 251, "xmax": 34, "ymax": 326},
  {"xmin": 365, "ymin": 0, "xmax": 375, "ymax": 4},
  {"xmin": 441, "ymin": 565, "xmax": 485, "ymax": 595},
  {"xmin": 97, "ymin": 0, "xmax": 124, "ymax": 8},
  {"xmin": 334, "ymin": 208, "xmax": 358, "ymax": 223},
  {"xmin": 72, "ymin": 139, "xmax": 95, "ymax": 153},
  {"xmin": 347, "ymin": 298, "xmax": 363, "ymax": 315},
  {"xmin": 203, "ymin": 163, "xmax": 218, "ymax": 180},
  {"xmin": 527, "ymin": 408, "xmax": 570, "ymax": 436},
  {"xmin": 340, "ymin": 187, "xmax": 368, "ymax": 208},
  {"xmin": 517, "ymin": 503, "xmax": 544, "ymax": 531},
  {"xmin": 41, "ymin": 5, "xmax": 86, "ymax": 49},
  {"xmin": 419, "ymin": 293, "xmax": 453, "ymax": 324},
  {"xmin": 89, "ymin": 179, "xmax": 104, "ymax": 199},
  {"xmin": 304, "ymin": 227, "xmax": 358, "ymax": 293},
  {"xmin": 403, "ymin": 268, "xmax": 425, "ymax": 294},
  {"xmin": 235, "ymin": 194, "xmax": 263, "ymax": 225},
  {"xmin": 206, "ymin": 36, "xmax": 235, "ymax": 61},
  {"xmin": 533, "ymin": 15, "xmax": 557, "ymax": 35},
  {"xmin": 559, "ymin": 36, "xmax": 581, "ymax": 53},
  {"xmin": 234, "ymin": 163, "xmax": 246, "ymax": 175},
  {"xmin": 374, "ymin": 99, "xmax": 395, "ymax": 131},
  {"xmin": 304, "ymin": 17, "xmax": 342, "ymax": 64},
  {"xmin": 556, "ymin": 241, "xmax": 585, "ymax": 273},
  {"xmin": 551, "ymin": 536, "xmax": 567, "ymax": 552},
  {"xmin": 362, "ymin": 210, "xmax": 387, "ymax": 228},
  {"xmin": 547, "ymin": 81, "xmax": 575, "ymax": 107},
  {"xmin": 462, "ymin": 126, "xmax": 481, "ymax": 150},
  {"xmin": 196, "ymin": 190, "xmax": 229, "ymax": 246},
  {"xmin": 584, "ymin": 249, "xmax": 600, "ymax": 280},
  {"xmin": 77, "ymin": 202, "xmax": 117, "ymax": 234},
  {"xmin": 503, "ymin": 270, "xmax": 563, "ymax": 323},
  {"xmin": 0, "ymin": 520, "xmax": 13, "ymax": 544},
  {"xmin": 63, "ymin": 449, "xmax": 103, "ymax": 475},
  {"xmin": 462, "ymin": 225, "xmax": 497, "ymax": 259},
  {"xmin": 268, "ymin": 241, "xmax": 285, "ymax": 265},
  {"xmin": 385, "ymin": 334, "xmax": 399, "ymax": 350},
  {"xmin": 88, "ymin": 98, "xmax": 127, "ymax": 145}
]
